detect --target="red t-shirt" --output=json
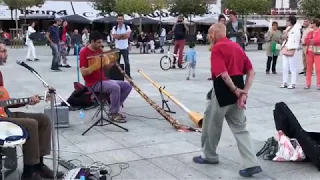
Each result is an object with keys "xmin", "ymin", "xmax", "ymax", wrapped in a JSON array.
[
  {"xmin": 61, "ymin": 27, "xmax": 67, "ymax": 42},
  {"xmin": 211, "ymin": 37, "xmax": 252, "ymax": 78},
  {"xmin": 79, "ymin": 47, "xmax": 107, "ymax": 87}
]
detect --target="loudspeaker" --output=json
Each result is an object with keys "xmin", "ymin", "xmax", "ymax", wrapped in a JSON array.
[
  {"xmin": 44, "ymin": 106, "xmax": 70, "ymax": 128},
  {"xmin": 105, "ymin": 64, "xmax": 124, "ymax": 81}
]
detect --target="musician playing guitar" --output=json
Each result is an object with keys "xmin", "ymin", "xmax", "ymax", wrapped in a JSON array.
[
  {"xmin": 0, "ymin": 71, "xmax": 64, "ymax": 180},
  {"xmin": 80, "ymin": 32, "xmax": 132, "ymax": 123}
]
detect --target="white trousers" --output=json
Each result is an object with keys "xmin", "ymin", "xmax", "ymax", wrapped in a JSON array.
[
  {"xmin": 26, "ymin": 41, "xmax": 37, "ymax": 59},
  {"xmin": 282, "ymin": 52, "xmax": 299, "ymax": 85}
]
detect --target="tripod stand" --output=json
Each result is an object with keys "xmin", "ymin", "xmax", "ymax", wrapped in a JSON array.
[{"xmin": 82, "ymin": 53, "xmax": 128, "ymax": 136}]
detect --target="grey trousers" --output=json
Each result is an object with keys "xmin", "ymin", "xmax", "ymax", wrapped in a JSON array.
[{"xmin": 201, "ymin": 89, "xmax": 259, "ymax": 169}]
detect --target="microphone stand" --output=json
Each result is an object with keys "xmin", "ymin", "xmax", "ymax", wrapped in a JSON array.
[{"xmin": 28, "ymin": 70, "xmax": 70, "ymax": 180}]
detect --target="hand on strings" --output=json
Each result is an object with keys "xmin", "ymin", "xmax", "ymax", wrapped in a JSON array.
[
  {"xmin": 29, "ymin": 95, "xmax": 40, "ymax": 105},
  {"xmin": 237, "ymin": 94, "xmax": 247, "ymax": 110}
]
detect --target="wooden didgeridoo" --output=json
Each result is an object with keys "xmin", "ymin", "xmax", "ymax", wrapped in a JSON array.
[
  {"xmin": 138, "ymin": 70, "xmax": 204, "ymax": 128},
  {"xmin": 114, "ymin": 63, "xmax": 199, "ymax": 132}
]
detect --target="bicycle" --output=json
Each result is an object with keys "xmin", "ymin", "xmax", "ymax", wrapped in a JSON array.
[{"xmin": 160, "ymin": 40, "xmax": 188, "ymax": 70}]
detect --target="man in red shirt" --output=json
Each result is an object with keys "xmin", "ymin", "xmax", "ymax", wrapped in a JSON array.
[
  {"xmin": 79, "ymin": 32, "xmax": 132, "ymax": 122},
  {"xmin": 193, "ymin": 23, "xmax": 262, "ymax": 177}
]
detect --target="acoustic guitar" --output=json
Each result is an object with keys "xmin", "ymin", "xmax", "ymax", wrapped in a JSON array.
[{"xmin": 0, "ymin": 87, "xmax": 47, "ymax": 117}]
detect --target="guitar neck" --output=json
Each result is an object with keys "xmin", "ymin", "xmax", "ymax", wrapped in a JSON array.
[{"xmin": 0, "ymin": 96, "xmax": 44, "ymax": 107}]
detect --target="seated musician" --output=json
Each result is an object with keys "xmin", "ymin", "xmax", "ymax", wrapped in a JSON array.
[
  {"xmin": 0, "ymin": 42, "xmax": 7, "ymax": 65},
  {"xmin": 0, "ymin": 71, "xmax": 64, "ymax": 180},
  {"xmin": 79, "ymin": 32, "xmax": 132, "ymax": 123}
]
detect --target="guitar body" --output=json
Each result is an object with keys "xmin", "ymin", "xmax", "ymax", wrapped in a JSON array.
[{"xmin": 0, "ymin": 86, "xmax": 9, "ymax": 117}]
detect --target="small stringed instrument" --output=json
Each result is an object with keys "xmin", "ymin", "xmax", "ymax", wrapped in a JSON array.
[{"xmin": 0, "ymin": 86, "xmax": 47, "ymax": 117}]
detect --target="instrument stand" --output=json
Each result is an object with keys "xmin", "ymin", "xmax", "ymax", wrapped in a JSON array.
[
  {"xmin": 28, "ymin": 70, "xmax": 70, "ymax": 180},
  {"xmin": 0, "ymin": 153, "xmax": 6, "ymax": 180},
  {"xmin": 159, "ymin": 86, "xmax": 175, "ymax": 114},
  {"xmin": 82, "ymin": 54, "xmax": 128, "ymax": 136}
]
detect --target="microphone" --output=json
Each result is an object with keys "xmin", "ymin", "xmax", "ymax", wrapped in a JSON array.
[{"xmin": 16, "ymin": 60, "xmax": 36, "ymax": 73}]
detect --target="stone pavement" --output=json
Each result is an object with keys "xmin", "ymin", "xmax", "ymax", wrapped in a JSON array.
[{"xmin": 2, "ymin": 45, "xmax": 320, "ymax": 180}]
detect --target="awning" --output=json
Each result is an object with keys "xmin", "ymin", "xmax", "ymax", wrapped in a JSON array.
[
  {"xmin": 0, "ymin": 1, "xmax": 73, "ymax": 20},
  {"xmin": 127, "ymin": 17, "xmax": 160, "ymax": 25},
  {"xmin": 61, "ymin": 14, "xmax": 91, "ymax": 24},
  {"xmin": 162, "ymin": 18, "xmax": 194, "ymax": 25},
  {"xmin": 19, "ymin": 14, "xmax": 55, "ymax": 20},
  {"xmin": 93, "ymin": 16, "xmax": 118, "ymax": 23},
  {"xmin": 193, "ymin": 17, "xmax": 218, "ymax": 25},
  {"xmin": 246, "ymin": 20, "xmax": 269, "ymax": 27}
]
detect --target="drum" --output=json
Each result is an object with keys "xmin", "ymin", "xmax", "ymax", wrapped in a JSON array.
[
  {"xmin": 0, "ymin": 121, "xmax": 28, "ymax": 147},
  {"xmin": 0, "ymin": 121, "xmax": 28, "ymax": 179}
]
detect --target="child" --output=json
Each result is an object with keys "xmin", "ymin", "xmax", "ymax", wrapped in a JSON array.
[
  {"xmin": 185, "ymin": 43, "xmax": 196, "ymax": 80},
  {"xmin": 0, "ymin": 43, "xmax": 7, "ymax": 65},
  {"xmin": 149, "ymin": 40, "xmax": 155, "ymax": 53}
]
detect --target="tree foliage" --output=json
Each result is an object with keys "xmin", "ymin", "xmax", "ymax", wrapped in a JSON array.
[
  {"xmin": 92, "ymin": 0, "xmax": 116, "ymax": 15},
  {"xmin": 152, "ymin": 0, "xmax": 169, "ymax": 12},
  {"xmin": 3, "ymin": 0, "xmax": 45, "ymax": 9},
  {"xmin": 299, "ymin": 0, "xmax": 320, "ymax": 18},
  {"xmin": 169, "ymin": 0, "xmax": 209, "ymax": 18},
  {"xmin": 115, "ymin": 0, "xmax": 152, "ymax": 16},
  {"xmin": 224, "ymin": 0, "xmax": 271, "ymax": 15}
]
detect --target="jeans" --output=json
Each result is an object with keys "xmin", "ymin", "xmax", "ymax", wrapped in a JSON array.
[
  {"xmin": 160, "ymin": 36, "xmax": 165, "ymax": 47},
  {"xmin": 50, "ymin": 43, "xmax": 60, "ymax": 69},
  {"xmin": 173, "ymin": 39, "xmax": 186, "ymax": 65},
  {"xmin": 117, "ymin": 48, "xmax": 130, "ymax": 76},
  {"xmin": 92, "ymin": 80, "xmax": 132, "ymax": 113},
  {"xmin": 60, "ymin": 42, "xmax": 68, "ymax": 64}
]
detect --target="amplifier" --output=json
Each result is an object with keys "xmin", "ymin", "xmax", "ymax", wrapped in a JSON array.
[
  {"xmin": 105, "ymin": 64, "xmax": 124, "ymax": 81},
  {"xmin": 44, "ymin": 106, "xmax": 69, "ymax": 128}
]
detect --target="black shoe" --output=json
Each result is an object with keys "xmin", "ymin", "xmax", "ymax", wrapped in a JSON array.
[
  {"xmin": 239, "ymin": 166, "xmax": 262, "ymax": 177},
  {"xmin": 61, "ymin": 64, "xmax": 71, "ymax": 68},
  {"xmin": 178, "ymin": 64, "xmax": 183, "ymax": 68},
  {"xmin": 171, "ymin": 65, "xmax": 176, "ymax": 69},
  {"xmin": 36, "ymin": 164, "xmax": 64, "ymax": 179},
  {"xmin": 34, "ymin": 58, "xmax": 39, "ymax": 61},
  {"xmin": 51, "ymin": 68, "xmax": 62, "ymax": 72},
  {"xmin": 21, "ymin": 172, "xmax": 42, "ymax": 180},
  {"xmin": 299, "ymin": 71, "xmax": 305, "ymax": 75},
  {"xmin": 26, "ymin": 59, "xmax": 32, "ymax": 61}
]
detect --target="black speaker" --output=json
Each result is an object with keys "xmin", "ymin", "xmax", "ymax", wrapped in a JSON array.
[{"xmin": 105, "ymin": 64, "xmax": 124, "ymax": 81}]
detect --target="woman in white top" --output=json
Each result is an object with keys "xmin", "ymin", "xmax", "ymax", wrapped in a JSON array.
[
  {"xmin": 280, "ymin": 16, "xmax": 302, "ymax": 89},
  {"xmin": 26, "ymin": 22, "xmax": 39, "ymax": 61},
  {"xmin": 82, "ymin": 28, "xmax": 90, "ymax": 46}
]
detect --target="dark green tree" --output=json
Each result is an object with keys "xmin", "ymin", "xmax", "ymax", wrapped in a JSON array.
[
  {"xmin": 169, "ymin": 0, "xmax": 209, "ymax": 23},
  {"xmin": 92, "ymin": 0, "xmax": 116, "ymax": 16},
  {"xmin": 299, "ymin": 0, "xmax": 320, "ymax": 18},
  {"xmin": 115, "ymin": 0, "xmax": 153, "ymax": 31},
  {"xmin": 224, "ymin": 0, "xmax": 271, "ymax": 27},
  {"xmin": 3, "ymin": 0, "xmax": 46, "ymax": 28},
  {"xmin": 224, "ymin": 0, "xmax": 271, "ymax": 15},
  {"xmin": 151, "ymin": 0, "xmax": 169, "ymax": 24}
]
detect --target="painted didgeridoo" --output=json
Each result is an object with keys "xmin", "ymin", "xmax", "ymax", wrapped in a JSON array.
[
  {"xmin": 138, "ymin": 70, "xmax": 204, "ymax": 128},
  {"xmin": 114, "ymin": 63, "xmax": 199, "ymax": 132}
]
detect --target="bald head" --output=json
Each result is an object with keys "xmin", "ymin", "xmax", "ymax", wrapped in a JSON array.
[
  {"xmin": 208, "ymin": 23, "xmax": 226, "ymax": 44},
  {"xmin": 209, "ymin": 23, "xmax": 226, "ymax": 37}
]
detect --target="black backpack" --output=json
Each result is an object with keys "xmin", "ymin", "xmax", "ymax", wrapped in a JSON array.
[
  {"xmin": 174, "ymin": 23, "xmax": 186, "ymax": 39},
  {"xmin": 61, "ymin": 82, "xmax": 97, "ymax": 110}
]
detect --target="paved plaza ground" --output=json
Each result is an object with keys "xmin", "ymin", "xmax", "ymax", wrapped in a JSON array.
[{"xmin": 2, "ymin": 44, "xmax": 320, "ymax": 179}]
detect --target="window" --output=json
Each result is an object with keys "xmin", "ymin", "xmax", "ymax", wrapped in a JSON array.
[{"xmin": 289, "ymin": 0, "xmax": 298, "ymax": 9}]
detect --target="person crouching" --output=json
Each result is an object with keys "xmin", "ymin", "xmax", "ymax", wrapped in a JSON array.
[{"xmin": 0, "ymin": 43, "xmax": 8, "ymax": 65}]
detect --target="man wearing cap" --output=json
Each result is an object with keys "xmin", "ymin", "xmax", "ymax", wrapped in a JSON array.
[{"xmin": 46, "ymin": 18, "xmax": 62, "ymax": 71}]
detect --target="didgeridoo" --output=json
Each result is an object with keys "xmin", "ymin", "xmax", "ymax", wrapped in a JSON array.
[
  {"xmin": 138, "ymin": 70, "xmax": 204, "ymax": 128},
  {"xmin": 114, "ymin": 63, "xmax": 199, "ymax": 132}
]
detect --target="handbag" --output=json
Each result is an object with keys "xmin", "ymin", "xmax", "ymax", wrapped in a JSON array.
[{"xmin": 281, "ymin": 27, "xmax": 295, "ymax": 56}]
